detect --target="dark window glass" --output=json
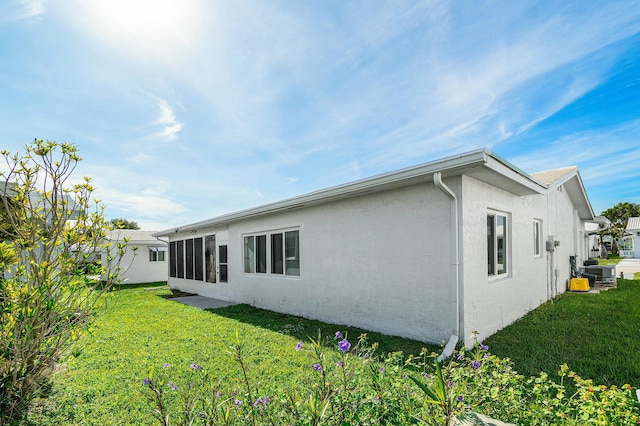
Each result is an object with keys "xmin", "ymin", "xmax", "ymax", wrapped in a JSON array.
[
  {"xmin": 220, "ymin": 265, "xmax": 228, "ymax": 282},
  {"xmin": 219, "ymin": 245, "xmax": 228, "ymax": 283},
  {"xmin": 219, "ymin": 244, "xmax": 227, "ymax": 263},
  {"xmin": 256, "ymin": 235, "xmax": 267, "ymax": 273},
  {"xmin": 194, "ymin": 237, "xmax": 204, "ymax": 281},
  {"xmin": 177, "ymin": 240, "xmax": 184, "ymax": 278},
  {"xmin": 185, "ymin": 239, "xmax": 194, "ymax": 280},
  {"xmin": 169, "ymin": 241, "xmax": 177, "ymax": 277},
  {"xmin": 487, "ymin": 216, "xmax": 495, "ymax": 276},
  {"xmin": 271, "ymin": 233, "xmax": 283, "ymax": 274}
]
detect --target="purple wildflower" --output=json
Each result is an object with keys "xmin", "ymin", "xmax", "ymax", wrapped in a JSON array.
[
  {"xmin": 447, "ymin": 380, "xmax": 454, "ymax": 387},
  {"xmin": 190, "ymin": 362, "xmax": 203, "ymax": 371},
  {"xmin": 363, "ymin": 352, "xmax": 370, "ymax": 359},
  {"xmin": 338, "ymin": 339, "xmax": 351, "ymax": 353},
  {"xmin": 480, "ymin": 344, "xmax": 489, "ymax": 351},
  {"xmin": 424, "ymin": 373, "xmax": 431, "ymax": 379},
  {"xmin": 457, "ymin": 354, "xmax": 464, "ymax": 360},
  {"xmin": 457, "ymin": 395, "xmax": 464, "ymax": 403},
  {"xmin": 313, "ymin": 363, "xmax": 322, "ymax": 371},
  {"xmin": 168, "ymin": 381, "xmax": 178, "ymax": 391},
  {"xmin": 143, "ymin": 377, "xmax": 150, "ymax": 385},
  {"xmin": 483, "ymin": 353, "xmax": 489, "ymax": 359},
  {"xmin": 380, "ymin": 367, "xmax": 385, "ymax": 373},
  {"xmin": 336, "ymin": 361, "xmax": 343, "ymax": 367},
  {"xmin": 472, "ymin": 361, "xmax": 481, "ymax": 369},
  {"xmin": 295, "ymin": 342, "xmax": 303, "ymax": 351},
  {"xmin": 335, "ymin": 331, "xmax": 343, "ymax": 339},
  {"xmin": 235, "ymin": 399, "xmax": 243, "ymax": 406},
  {"xmin": 163, "ymin": 363, "xmax": 171, "ymax": 368},
  {"xmin": 216, "ymin": 391, "xmax": 223, "ymax": 397},
  {"xmin": 253, "ymin": 396, "xmax": 270, "ymax": 407}
]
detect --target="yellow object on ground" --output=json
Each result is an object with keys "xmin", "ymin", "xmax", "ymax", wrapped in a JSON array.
[{"xmin": 570, "ymin": 277, "xmax": 590, "ymax": 292}]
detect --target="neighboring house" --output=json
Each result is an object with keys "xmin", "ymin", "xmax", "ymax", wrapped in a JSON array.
[
  {"xmin": 154, "ymin": 149, "xmax": 595, "ymax": 346},
  {"xmin": 585, "ymin": 216, "xmax": 611, "ymax": 258},
  {"xmin": 622, "ymin": 217, "xmax": 640, "ymax": 258},
  {"xmin": 103, "ymin": 230, "xmax": 168, "ymax": 284}
]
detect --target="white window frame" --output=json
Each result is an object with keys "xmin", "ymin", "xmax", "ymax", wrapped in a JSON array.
[
  {"xmin": 533, "ymin": 219, "xmax": 543, "ymax": 258},
  {"xmin": 243, "ymin": 228, "xmax": 300, "ymax": 277},
  {"xmin": 487, "ymin": 211, "xmax": 510, "ymax": 278},
  {"xmin": 149, "ymin": 247, "xmax": 166, "ymax": 262}
]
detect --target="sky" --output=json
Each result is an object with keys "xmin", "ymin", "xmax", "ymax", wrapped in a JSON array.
[{"xmin": 1, "ymin": 0, "xmax": 639, "ymax": 230}]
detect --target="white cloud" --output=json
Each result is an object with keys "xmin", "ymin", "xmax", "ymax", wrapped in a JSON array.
[
  {"xmin": 154, "ymin": 97, "xmax": 183, "ymax": 141},
  {"xmin": 20, "ymin": 0, "xmax": 46, "ymax": 18},
  {"xmin": 0, "ymin": 0, "xmax": 46, "ymax": 21}
]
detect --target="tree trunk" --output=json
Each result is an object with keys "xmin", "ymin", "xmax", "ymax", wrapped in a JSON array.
[{"xmin": 599, "ymin": 243, "xmax": 608, "ymax": 259}]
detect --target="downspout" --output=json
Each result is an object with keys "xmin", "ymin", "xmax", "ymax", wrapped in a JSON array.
[{"xmin": 434, "ymin": 172, "xmax": 460, "ymax": 359}]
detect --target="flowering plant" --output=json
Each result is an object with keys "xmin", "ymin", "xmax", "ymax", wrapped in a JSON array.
[{"xmin": 141, "ymin": 331, "xmax": 640, "ymax": 425}]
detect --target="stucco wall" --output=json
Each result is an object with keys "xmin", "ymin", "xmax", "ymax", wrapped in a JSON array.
[
  {"xmin": 169, "ymin": 181, "xmax": 457, "ymax": 344},
  {"xmin": 460, "ymin": 176, "xmax": 586, "ymax": 343},
  {"xmin": 105, "ymin": 243, "xmax": 168, "ymax": 284}
]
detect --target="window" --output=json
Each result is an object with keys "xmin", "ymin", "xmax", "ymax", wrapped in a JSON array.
[
  {"xmin": 169, "ymin": 241, "xmax": 177, "ymax": 277},
  {"xmin": 284, "ymin": 230, "xmax": 300, "ymax": 276},
  {"xmin": 533, "ymin": 220, "xmax": 542, "ymax": 258},
  {"xmin": 205, "ymin": 235, "xmax": 217, "ymax": 283},
  {"xmin": 488, "ymin": 213, "xmax": 508, "ymax": 277},
  {"xmin": 219, "ymin": 245, "xmax": 228, "ymax": 282},
  {"xmin": 185, "ymin": 238, "xmax": 194, "ymax": 279},
  {"xmin": 271, "ymin": 233, "xmax": 283, "ymax": 274},
  {"xmin": 168, "ymin": 238, "xmax": 205, "ymax": 281},
  {"xmin": 245, "ymin": 228, "xmax": 300, "ymax": 276},
  {"xmin": 176, "ymin": 240, "xmax": 184, "ymax": 278},
  {"xmin": 194, "ymin": 237, "xmax": 204, "ymax": 281},
  {"xmin": 149, "ymin": 247, "xmax": 166, "ymax": 262},
  {"xmin": 244, "ymin": 236, "xmax": 255, "ymax": 273},
  {"xmin": 256, "ymin": 235, "xmax": 267, "ymax": 273}
]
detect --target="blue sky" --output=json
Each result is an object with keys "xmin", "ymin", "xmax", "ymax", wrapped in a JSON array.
[{"xmin": 1, "ymin": 1, "xmax": 639, "ymax": 230}]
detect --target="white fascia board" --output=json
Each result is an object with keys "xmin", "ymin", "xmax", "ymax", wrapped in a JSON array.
[
  {"xmin": 154, "ymin": 148, "xmax": 547, "ymax": 237},
  {"xmin": 563, "ymin": 171, "xmax": 595, "ymax": 220},
  {"xmin": 482, "ymin": 154, "xmax": 547, "ymax": 195}
]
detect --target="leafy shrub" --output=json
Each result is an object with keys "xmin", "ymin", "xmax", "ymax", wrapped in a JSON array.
[{"xmin": 0, "ymin": 140, "xmax": 125, "ymax": 424}]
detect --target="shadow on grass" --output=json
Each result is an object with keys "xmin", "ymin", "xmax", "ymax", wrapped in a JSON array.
[
  {"xmin": 108, "ymin": 281, "xmax": 168, "ymax": 291},
  {"xmin": 207, "ymin": 303, "xmax": 439, "ymax": 357}
]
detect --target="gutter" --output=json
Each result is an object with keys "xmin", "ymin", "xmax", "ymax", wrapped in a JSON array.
[{"xmin": 433, "ymin": 172, "xmax": 460, "ymax": 359}]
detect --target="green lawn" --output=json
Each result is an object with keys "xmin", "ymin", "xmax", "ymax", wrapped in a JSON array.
[
  {"xmin": 486, "ymin": 279, "xmax": 640, "ymax": 387},
  {"xmin": 25, "ymin": 285, "xmax": 435, "ymax": 425},
  {"xmin": 25, "ymin": 279, "xmax": 640, "ymax": 424}
]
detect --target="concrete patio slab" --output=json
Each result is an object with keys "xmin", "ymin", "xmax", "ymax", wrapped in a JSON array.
[
  {"xmin": 171, "ymin": 295, "xmax": 238, "ymax": 310},
  {"xmin": 616, "ymin": 259, "xmax": 640, "ymax": 279}
]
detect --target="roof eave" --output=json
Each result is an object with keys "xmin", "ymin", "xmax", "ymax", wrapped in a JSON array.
[{"xmin": 154, "ymin": 149, "xmax": 548, "ymax": 237}]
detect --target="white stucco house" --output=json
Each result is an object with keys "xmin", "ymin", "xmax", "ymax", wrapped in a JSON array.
[
  {"xmin": 622, "ymin": 217, "xmax": 640, "ymax": 258},
  {"xmin": 103, "ymin": 230, "xmax": 168, "ymax": 284},
  {"xmin": 154, "ymin": 149, "xmax": 595, "ymax": 346}
]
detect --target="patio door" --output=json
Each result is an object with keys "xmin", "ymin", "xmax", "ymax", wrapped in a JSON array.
[{"xmin": 205, "ymin": 235, "xmax": 216, "ymax": 283}]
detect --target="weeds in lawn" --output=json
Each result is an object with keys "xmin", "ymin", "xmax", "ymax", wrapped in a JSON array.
[{"xmin": 142, "ymin": 331, "xmax": 640, "ymax": 425}]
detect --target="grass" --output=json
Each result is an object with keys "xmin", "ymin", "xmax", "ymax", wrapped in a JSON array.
[
  {"xmin": 486, "ymin": 279, "xmax": 640, "ymax": 387},
  {"xmin": 596, "ymin": 254, "xmax": 622, "ymax": 265},
  {"xmin": 25, "ymin": 285, "xmax": 436, "ymax": 425},
  {"xmin": 25, "ymin": 278, "xmax": 640, "ymax": 424}
]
